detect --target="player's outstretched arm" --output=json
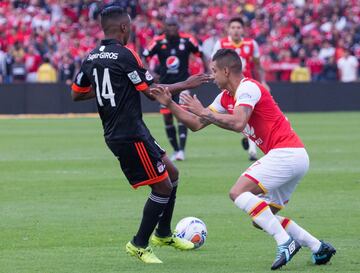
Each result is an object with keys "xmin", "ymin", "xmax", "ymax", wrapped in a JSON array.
[
  {"xmin": 150, "ymin": 86, "xmax": 210, "ymax": 131},
  {"xmin": 181, "ymin": 93, "xmax": 252, "ymax": 132},
  {"xmin": 157, "ymin": 74, "xmax": 213, "ymax": 95}
]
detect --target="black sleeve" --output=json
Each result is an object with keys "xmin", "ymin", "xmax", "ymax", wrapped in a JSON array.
[
  {"xmin": 71, "ymin": 61, "xmax": 92, "ymax": 93},
  {"xmin": 142, "ymin": 39, "xmax": 159, "ymax": 58},
  {"xmin": 187, "ymin": 36, "xmax": 202, "ymax": 56},
  {"xmin": 122, "ymin": 47, "xmax": 154, "ymax": 92}
]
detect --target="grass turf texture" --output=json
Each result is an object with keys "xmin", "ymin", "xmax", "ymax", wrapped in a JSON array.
[{"xmin": 0, "ymin": 112, "xmax": 359, "ymax": 273}]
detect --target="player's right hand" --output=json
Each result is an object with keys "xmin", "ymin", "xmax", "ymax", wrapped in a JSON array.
[
  {"xmin": 150, "ymin": 86, "xmax": 173, "ymax": 106},
  {"xmin": 185, "ymin": 74, "xmax": 213, "ymax": 89}
]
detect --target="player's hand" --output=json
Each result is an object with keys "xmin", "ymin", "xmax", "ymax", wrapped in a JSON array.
[
  {"xmin": 185, "ymin": 74, "xmax": 213, "ymax": 89},
  {"xmin": 150, "ymin": 86, "xmax": 172, "ymax": 106},
  {"xmin": 181, "ymin": 94, "xmax": 205, "ymax": 116}
]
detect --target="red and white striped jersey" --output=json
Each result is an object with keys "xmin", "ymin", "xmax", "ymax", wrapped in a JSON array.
[{"xmin": 209, "ymin": 78, "xmax": 304, "ymax": 154}]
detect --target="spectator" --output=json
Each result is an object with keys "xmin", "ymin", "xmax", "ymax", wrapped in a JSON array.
[
  {"xmin": 337, "ymin": 49, "xmax": 359, "ymax": 82},
  {"xmin": 0, "ymin": 48, "xmax": 6, "ymax": 83},
  {"xmin": 58, "ymin": 54, "xmax": 75, "ymax": 85},
  {"xmin": 322, "ymin": 56, "xmax": 338, "ymax": 81},
  {"xmin": 0, "ymin": 0, "xmax": 359, "ymax": 83},
  {"xmin": 318, "ymin": 40, "xmax": 335, "ymax": 61},
  {"xmin": 290, "ymin": 59, "xmax": 311, "ymax": 82},
  {"xmin": 306, "ymin": 49, "xmax": 324, "ymax": 81},
  {"xmin": 37, "ymin": 57, "xmax": 57, "ymax": 82},
  {"xmin": 24, "ymin": 45, "xmax": 42, "ymax": 82},
  {"xmin": 11, "ymin": 56, "xmax": 27, "ymax": 83},
  {"xmin": 10, "ymin": 42, "xmax": 25, "ymax": 62}
]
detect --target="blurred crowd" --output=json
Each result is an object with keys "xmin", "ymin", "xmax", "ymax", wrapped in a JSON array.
[{"xmin": 0, "ymin": 0, "xmax": 359, "ymax": 83}]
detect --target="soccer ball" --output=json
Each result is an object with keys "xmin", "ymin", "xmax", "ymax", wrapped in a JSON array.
[{"xmin": 175, "ymin": 217, "xmax": 207, "ymax": 248}]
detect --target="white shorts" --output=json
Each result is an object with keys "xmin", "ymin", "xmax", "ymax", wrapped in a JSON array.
[{"xmin": 242, "ymin": 148, "xmax": 309, "ymax": 208}]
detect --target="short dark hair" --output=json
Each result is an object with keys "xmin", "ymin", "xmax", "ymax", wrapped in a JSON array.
[
  {"xmin": 212, "ymin": 49, "xmax": 242, "ymax": 73},
  {"xmin": 100, "ymin": 6, "xmax": 128, "ymax": 33},
  {"xmin": 228, "ymin": 17, "xmax": 244, "ymax": 26}
]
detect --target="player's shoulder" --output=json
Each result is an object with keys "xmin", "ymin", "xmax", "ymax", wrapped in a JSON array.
[
  {"xmin": 237, "ymin": 78, "xmax": 262, "ymax": 94},
  {"xmin": 219, "ymin": 36, "xmax": 231, "ymax": 45},
  {"xmin": 242, "ymin": 37, "xmax": 256, "ymax": 45},
  {"xmin": 179, "ymin": 32, "xmax": 194, "ymax": 39},
  {"xmin": 123, "ymin": 46, "xmax": 144, "ymax": 66},
  {"xmin": 179, "ymin": 32, "xmax": 199, "ymax": 45},
  {"xmin": 146, "ymin": 34, "xmax": 166, "ymax": 51},
  {"xmin": 151, "ymin": 34, "xmax": 166, "ymax": 44}
]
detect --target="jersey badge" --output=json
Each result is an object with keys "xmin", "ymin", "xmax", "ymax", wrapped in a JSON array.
[
  {"xmin": 157, "ymin": 161, "xmax": 166, "ymax": 173},
  {"xmin": 243, "ymin": 45, "xmax": 250, "ymax": 54},
  {"xmin": 127, "ymin": 71, "xmax": 142, "ymax": 84},
  {"xmin": 145, "ymin": 70, "xmax": 154, "ymax": 81}
]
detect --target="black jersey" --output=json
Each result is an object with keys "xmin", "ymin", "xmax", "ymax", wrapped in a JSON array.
[
  {"xmin": 72, "ymin": 39, "xmax": 154, "ymax": 141},
  {"xmin": 142, "ymin": 32, "xmax": 201, "ymax": 84}
]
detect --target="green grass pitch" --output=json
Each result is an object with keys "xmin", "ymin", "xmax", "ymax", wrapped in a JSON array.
[{"xmin": 0, "ymin": 112, "xmax": 359, "ymax": 273}]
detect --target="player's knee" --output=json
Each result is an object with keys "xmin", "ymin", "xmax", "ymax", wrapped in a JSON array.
[
  {"xmin": 163, "ymin": 157, "xmax": 179, "ymax": 182},
  {"xmin": 229, "ymin": 188, "xmax": 241, "ymax": 202},
  {"xmin": 151, "ymin": 178, "xmax": 173, "ymax": 196},
  {"xmin": 169, "ymin": 167, "xmax": 179, "ymax": 183}
]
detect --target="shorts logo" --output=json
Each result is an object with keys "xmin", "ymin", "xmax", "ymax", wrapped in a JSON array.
[
  {"xmin": 127, "ymin": 71, "xmax": 142, "ymax": 84},
  {"xmin": 157, "ymin": 161, "xmax": 166, "ymax": 173},
  {"xmin": 145, "ymin": 70, "xmax": 154, "ymax": 81},
  {"xmin": 166, "ymin": 56, "xmax": 180, "ymax": 73}
]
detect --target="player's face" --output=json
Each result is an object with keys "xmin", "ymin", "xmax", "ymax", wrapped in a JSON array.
[
  {"xmin": 211, "ymin": 61, "xmax": 227, "ymax": 89},
  {"xmin": 165, "ymin": 24, "xmax": 179, "ymax": 38},
  {"xmin": 228, "ymin": 22, "xmax": 243, "ymax": 42},
  {"xmin": 122, "ymin": 15, "xmax": 131, "ymax": 45}
]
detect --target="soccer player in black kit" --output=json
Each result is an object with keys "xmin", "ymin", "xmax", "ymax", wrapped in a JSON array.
[
  {"xmin": 142, "ymin": 18, "xmax": 208, "ymax": 161},
  {"xmin": 71, "ymin": 7, "xmax": 211, "ymax": 264}
]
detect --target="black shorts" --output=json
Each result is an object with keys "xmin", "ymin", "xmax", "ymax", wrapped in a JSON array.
[{"xmin": 106, "ymin": 136, "xmax": 168, "ymax": 189}]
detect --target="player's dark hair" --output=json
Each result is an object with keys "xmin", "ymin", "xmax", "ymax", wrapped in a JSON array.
[
  {"xmin": 228, "ymin": 17, "xmax": 244, "ymax": 26},
  {"xmin": 100, "ymin": 6, "xmax": 128, "ymax": 33},
  {"xmin": 212, "ymin": 49, "xmax": 242, "ymax": 73}
]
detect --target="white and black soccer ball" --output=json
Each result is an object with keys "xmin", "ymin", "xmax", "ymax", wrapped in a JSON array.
[{"xmin": 175, "ymin": 217, "xmax": 207, "ymax": 248}]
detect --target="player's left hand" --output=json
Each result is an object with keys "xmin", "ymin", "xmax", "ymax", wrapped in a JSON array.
[{"xmin": 181, "ymin": 93, "xmax": 205, "ymax": 116}]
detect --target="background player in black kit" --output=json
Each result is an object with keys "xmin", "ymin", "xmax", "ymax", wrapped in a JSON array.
[
  {"xmin": 71, "ymin": 7, "xmax": 211, "ymax": 264},
  {"xmin": 142, "ymin": 18, "xmax": 208, "ymax": 161}
]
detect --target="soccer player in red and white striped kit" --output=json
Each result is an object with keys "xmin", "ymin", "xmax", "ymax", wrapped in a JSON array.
[{"xmin": 151, "ymin": 49, "xmax": 336, "ymax": 270}]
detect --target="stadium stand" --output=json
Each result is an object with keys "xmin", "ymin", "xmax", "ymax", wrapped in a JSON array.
[{"xmin": 0, "ymin": 0, "xmax": 359, "ymax": 83}]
